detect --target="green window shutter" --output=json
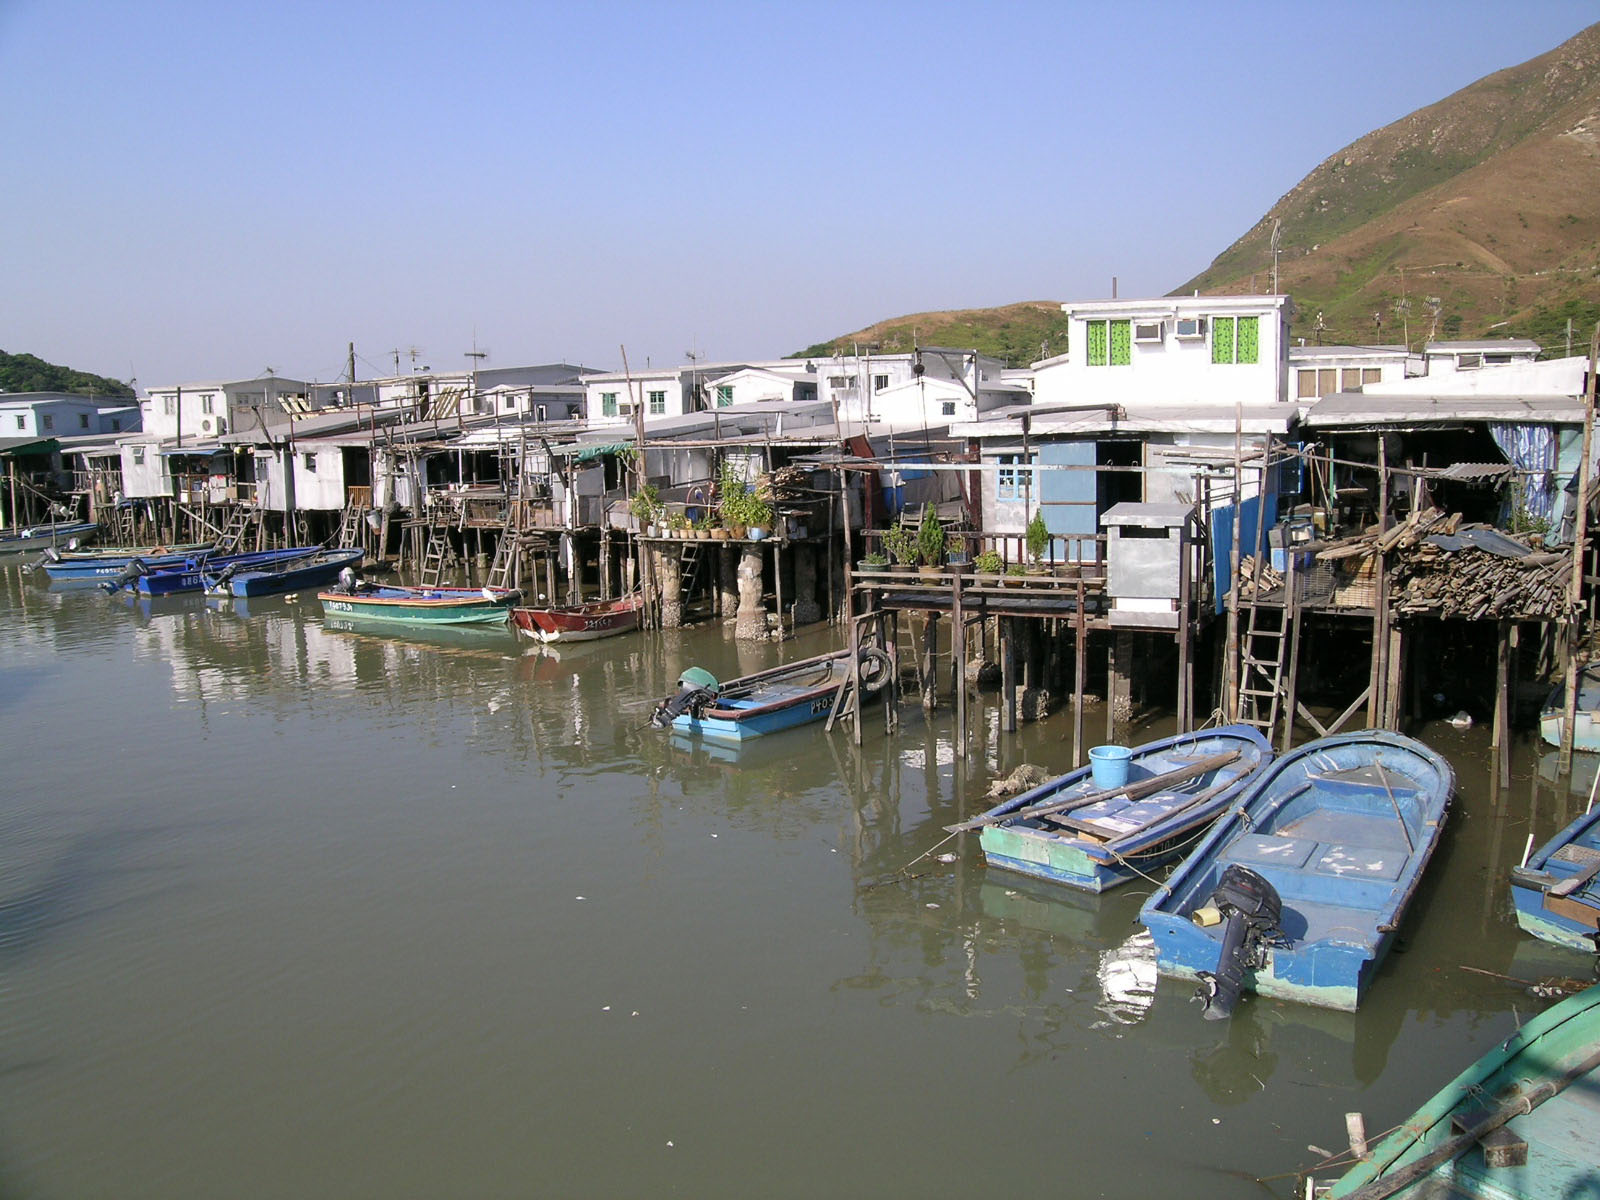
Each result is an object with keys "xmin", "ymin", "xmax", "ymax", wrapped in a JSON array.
[
  {"xmin": 602, "ymin": 392, "xmax": 617, "ymax": 417},
  {"xmin": 1109, "ymin": 320, "xmax": 1131, "ymax": 365},
  {"xmin": 1236, "ymin": 316, "xmax": 1259, "ymax": 364},
  {"xmin": 1212, "ymin": 317, "xmax": 1235, "ymax": 365},
  {"xmin": 1086, "ymin": 320, "xmax": 1108, "ymax": 367}
]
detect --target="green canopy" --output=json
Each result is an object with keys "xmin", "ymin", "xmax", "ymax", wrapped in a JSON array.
[
  {"xmin": 572, "ymin": 442, "xmax": 633, "ymax": 463},
  {"xmin": 0, "ymin": 437, "xmax": 60, "ymax": 458}
]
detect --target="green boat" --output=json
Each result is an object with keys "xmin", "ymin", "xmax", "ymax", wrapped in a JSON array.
[
  {"xmin": 316, "ymin": 581, "xmax": 520, "ymax": 626},
  {"xmin": 1322, "ymin": 983, "xmax": 1600, "ymax": 1199}
]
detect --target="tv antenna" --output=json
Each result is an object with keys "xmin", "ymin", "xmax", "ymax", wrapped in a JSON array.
[{"xmin": 1270, "ymin": 219, "xmax": 1282, "ymax": 294}]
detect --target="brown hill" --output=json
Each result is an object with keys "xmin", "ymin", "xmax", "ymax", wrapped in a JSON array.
[{"xmin": 1180, "ymin": 20, "xmax": 1600, "ymax": 350}]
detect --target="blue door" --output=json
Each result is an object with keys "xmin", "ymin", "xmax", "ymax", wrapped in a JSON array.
[{"xmin": 1039, "ymin": 441, "xmax": 1097, "ymax": 559}]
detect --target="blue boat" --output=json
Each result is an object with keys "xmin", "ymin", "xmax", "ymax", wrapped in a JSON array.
[
  {"xmin": 203, "ymin": 547, "xmax": 365, "ymax": 598},
  {"xmin": 1509, "ymin": 804, "xmax": 1600, "ymax": 954},
  {"xmin": 962, "ymin": 725, "xmax": 1273, "ymax": 893},
  {"xmin": 120, "ymin": 546, "xmax": 324, "ymax": 595},
  {"xmin": 0, "ymin": 520, "xmax": 99, "ymax": 557},
  {"xmin": 1139, "ymin": 731, "xmax": 1454, "ymax": 1015},
  {"xmin": 34, "ymin": 543, "xmax": 213, "ymax": 582},
  {"xmin": 1321, "ymin": 983, "xmax": 1600, "ymax": 1199},
  {"xmin": 649, "ymin": 647, "xmax": 889, "ymax": 743},
  {"xmin": 1538, "ymin": 664, "xmax": 1600, "ymax": 751}
]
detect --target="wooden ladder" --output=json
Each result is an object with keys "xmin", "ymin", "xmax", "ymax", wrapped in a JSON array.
[
  {"xmin": 419, "ymin": 531, "xmax": 451, "ymax": 588},
  {"xmin": 335, "ymin": 502, "xmax": 369, "ymax": 549},
  {"xmin": 679, "ymin": 539, "xmax": 708, "ymax": 598},
  {"xmin": 484, "ymin": 516, "xmax": 519, "ymax": 592},
  {"xmin": 213, "ymin": 506, "xmax": 256, "ymax": 556},
  {"xmin": 1238, "ymin": 582, "xmax": 1289, "ymax": 738},
  {"xmin": 112, "ymin": 502, "xmax": 137, "ymax": 544}
]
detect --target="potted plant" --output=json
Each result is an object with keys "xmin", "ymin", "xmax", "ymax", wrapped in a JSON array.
[
  {"xmin": 859, "ymin": 550, "xmax": 888, "ymax": 572},
  {"xmin": 1005, "ymin": 562, "xmax": 1028, "ymax": 587},
  {"xmin": 883, "ymin": 524, "xmax": 917, "ymax": 571},
  {"xmin": 630, "ymin": 483, "xmax": 661, "ymax": 535},
  {"xmin": 1025, "ymin": 509, "xmax": 1050, "ymax": 572},
  {"xmin": 974, "ymin": 549, "xmax": 1004, "ymax": 577},
  {"xmin": 667, "ymin": 511, "xmax": 690, "ymax": 538},
  {"xmin": 945, "ymin": 529, "xmax": 971, "ymax": 571},
  {"xmin": 915, "ymin": 503, "xmax": 944, "ymax": 575}
]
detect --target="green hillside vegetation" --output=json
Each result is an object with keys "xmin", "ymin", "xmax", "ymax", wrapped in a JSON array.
[
  {"xmin": 1179, "ymin": 21, "xmax": 1600, "ymax": 351},
  {"xmin": 0, "ymin": 351, "xmax": 135, "ymax": 399},
  {"xmin": 790, "ymin": 301, "xmax": 1072, "ymax": 368}
]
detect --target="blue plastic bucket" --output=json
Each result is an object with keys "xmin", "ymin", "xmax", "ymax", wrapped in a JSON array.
[{"xmin": 1088, "ymin": 744, "xmax": 1133, "ymax": 789}]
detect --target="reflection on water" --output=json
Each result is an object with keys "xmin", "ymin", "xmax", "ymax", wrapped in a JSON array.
[{"xmin": 0, "ymin": 561, "xmax": 1592, "ymax": 1198}]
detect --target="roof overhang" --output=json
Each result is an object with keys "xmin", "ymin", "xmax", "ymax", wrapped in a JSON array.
[{"xmin": 1303, "ymin": 394, "xmax": 1586, "ymax": 429}]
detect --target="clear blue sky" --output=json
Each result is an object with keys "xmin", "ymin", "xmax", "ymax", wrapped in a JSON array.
[{"xmin": 2, "ymin": 0, "xmax": 1594, "ymax": 388}]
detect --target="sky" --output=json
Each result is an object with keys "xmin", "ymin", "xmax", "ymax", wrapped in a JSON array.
[{"xmin": 2, "ymin": 0, "xmax": 1596, "ymax": 390}]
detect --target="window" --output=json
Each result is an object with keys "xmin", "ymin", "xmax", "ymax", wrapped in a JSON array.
[
  {"xmin": 133, "ymin": 446, "xmax": 145, "ymax": 465},
  {"xmin": 303, "ymin": 452, "xmax": 317, "ymax": 472},
  {"xmin": 79, "ymin": 413, "xmax": 90, "ymax": 429},
  {"xmin": 42, "ymin": 415, "xmax": 53, "ymax": 431},
  {"xmin": 716, "ymin": 385, "xmax": 733, "ymax": 407},
  {"xmin": 111, "ymin": 418, "xmax": 121, "ymax": 432},
  {"xmin": 941, "ymin": 401, "xmax": 956, "ymax": 417},
  {"xmin": 647, "ymin": 390, "xmax": 666, "ymax": 415},
  {"xmin": 1341, "ymin": 368, "xmax": 1364, "ymax": 390},
  {"xmin": 996, "ymin": 452, "xmax": 1036, "ymax": 501},
  {"xmin": 13, "ymin": 416, "xmax": 22, "ymax": 430},
  {"xmin": 1211, "ymin": 315, "xmax": 1260, "ymax": 365},
  {"xmin": 1362, "ymin": 368, "xmax": 1382, "ymax": 385},
  {"xmin": 827, "ymin": 374, "xmax": 855, "ymax": 391},
  {"xmin": 601, "ymin": 392, "xmax": 618, "ymax": 417},
  {"xmin": 503, "ymin": 396, "xmax": 515, "ymax": 411},
  {"xmin": 1085, "ymin": 319, "xmax": 1131, "ymax": 367},
  {"xmin": 1485, "ymin": 353, "xmax": 1513, "ymax": 366},
  {"xmin": 535, "ymin": 405, "xmax": 546, "ymax": 422},
  {"xmin": 872, "ymin": 373, "xmax": 889, "ymax": 392},
  {"xmin": 1296, "ymin": 370, "xmax": 1318, "ymax": 399},
  {"xmin": 1133, "ymin": 321, "xmax": 1163, "ymax": 343},
  {"xmin": 201, "ymin": 394, "xmax": 215, "ymax": 415},
  {"xmin": 1175, "ymin": 317, "xmax": 1206, "ymax": 339},
  {"xmin": 163, "ymin": 396, "xmax": 176, "ymax": 415}
]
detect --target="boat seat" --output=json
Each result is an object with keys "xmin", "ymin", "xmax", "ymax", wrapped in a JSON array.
[{"xmin": 1225, "ymin": 833, "xmax": 1405, "ymax": 910}]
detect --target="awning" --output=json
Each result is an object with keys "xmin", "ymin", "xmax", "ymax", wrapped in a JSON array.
[{"xmin": 572, "ymin": 441, "xmax": 634, "ymax": 462}]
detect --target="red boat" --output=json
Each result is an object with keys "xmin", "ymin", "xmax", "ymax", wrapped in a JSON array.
[{"xmin": 510, "ymin": 592, "xmax": 644, "ymax": 644}]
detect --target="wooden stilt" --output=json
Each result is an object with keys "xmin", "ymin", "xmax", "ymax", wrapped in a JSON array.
[
  {"xmin": 1000, "ymin": 617, "xmax": 1016, "ymax": 733},
  {"xmin": 1385, "ymin": 624, "xmax": 1404, "ymax": 731},
  {"xmin": 921, "ymin": 611, "xmax": 938, "ymax": 712},
  {"xmin": 952, "ymin": 574, "xmax": 967, "ymax": 747},
  {"xmin": 1073, "ymin": 604, "xmax": 1087, "ymax": 769}
]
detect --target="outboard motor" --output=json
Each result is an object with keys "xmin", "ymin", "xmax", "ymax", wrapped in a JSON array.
[
  {"xmin": 102, "ymin": 557, "xmax": 149, "ymax": 593},
  {"xmin": 207, "ymin": 562, "xmax": 239, "ymax": 594},
  {"xmin": 650, "ymin": 667, "xmax": 720, "ymax": 729},
  {"xmin": 336, "ymin": 566, "xmax": 359, "ymax": 594},
  {"xmin": 1194, "ymin": 864, "xmax": 1282, "ymax": 1021}
]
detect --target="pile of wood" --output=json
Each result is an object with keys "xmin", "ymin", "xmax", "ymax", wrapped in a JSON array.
[
  {"xmin": 1313, "ymin": 508, "xmax": 1573, "ymax": 621},
  {"xmin": 1235, "ymin": 554, "xmax": 1284, "ymax": 599}
]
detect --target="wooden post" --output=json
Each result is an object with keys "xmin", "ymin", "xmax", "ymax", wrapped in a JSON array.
[
  {"xmin": 921, "ymin": 610, "xmax": 938, "ymax": 711},
  {"xmin": 1384, "ymin": 624, "xmax": 1404, "ymax": 730},
  {"xmin": 1368, "ymin": 436, "xmax": 1390, "ymax": 728},
  {"xmin": 1223, "ymin": 402, "xmax": 1243, "ymax": 722},
  {"xmin": 886, "ymin": 611, "xmax": 901, "ymax": 734},
  {"xmin": 1559, "ymin": 323, "xmax": 1600, "ymax": 773},
  {"xmin": 952, "ymin": 572, "xmax": 967, "ymax": 747},
  {"xmin": 1073, "ymin": 593, "xmax": 1087, "ymax": 769},
  {"xmin": 1000, "ymin": 616, "xmax": 1016, "ymax": 733},
  {"xmin": 847, "ymin": 604, "xmax": 864, "ymax": 746}
]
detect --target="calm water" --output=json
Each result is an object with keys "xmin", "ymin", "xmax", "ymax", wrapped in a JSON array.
[{"xmin": 0, "ymin": 563, "xmax": 1591, "ymax": 1199}]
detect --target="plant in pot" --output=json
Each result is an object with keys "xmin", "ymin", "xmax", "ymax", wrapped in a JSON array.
[
  {"xmin": 1025, "ymin": 509, "xmax": 1051, "ymax": 573},
  {"xmin": 974, "ymin": 549, "xmax": 1004, "ymax": 577},
  {"xmin": 629, "ymin": 483, "xmax": 661, "ymax": 535},
  {"xmin": 1005, "ymin": 562, "xmax": 1027, "ymax": 586},
  {"xmin": 883, "ymin": 524, "xmax": 917, "ymax": 572},
  {"xmin": 859, "ymin": 550, "xmax": 888, "ymax": 572},
  {"xmin": 915, "ymin": 503, "xmax": 944, "ymax": 576},
  {"xmin": 945, "ymin": 529, "xmax": 971, "ymax": 570}
]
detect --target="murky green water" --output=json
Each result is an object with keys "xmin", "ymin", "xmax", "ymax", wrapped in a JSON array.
[{"xmin": 0, "ymin": 564, "xmax": 1592, "ymax": 1199}]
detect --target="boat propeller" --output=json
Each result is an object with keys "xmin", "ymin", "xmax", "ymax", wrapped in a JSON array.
[
  {"xmin": 1193, "ymin": 864, "xmax": 1282, "ymax": 1021},
  {"xmin": 651, "ymin": 667, "xmax": 721, "ymax": 728}
]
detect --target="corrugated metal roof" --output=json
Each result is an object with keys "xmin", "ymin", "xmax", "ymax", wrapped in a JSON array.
[
  {"xmin": 1303, "ymin": 394, "xmax": 1585, "ymax": 427},
  {"xmin": 1423, "ymin": 462, "xmax": 1514, "ymax": 482}
]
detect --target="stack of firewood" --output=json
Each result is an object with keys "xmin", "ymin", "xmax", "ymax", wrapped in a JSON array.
[
  {"xmin": 1235, "ymin": 554, "xmax": 1284, "ymax": 599},
  {"xmin": 1309, "ymin": 508, "xmax": 1573, "ymax": 620}
]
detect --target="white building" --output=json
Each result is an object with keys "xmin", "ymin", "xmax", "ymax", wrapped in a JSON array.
[
  {"xmin": 1287, "ymin": 344, "xmax": 1413, "ymax": 401},
  {"xmin": 0, "ymin": 392, "xmax": 140, "ymax": 438},
  {"xmin": 1032, "ymin": 295, "xmax": 1293, "ymax": 409},
  {"xmin": 811, "ymin": 349, "xmax": 1010, "ymax": 426},
  {"xmin": 1420, "ymin": 339, "xmax": 1541, "ymax": 378},
  {"xmin": 704, "ymin": 364, "xmax": 817, "ymax": 408}
]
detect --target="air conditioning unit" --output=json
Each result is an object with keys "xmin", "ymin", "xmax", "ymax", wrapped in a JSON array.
[
  {"xmin": 1133, "ymin": 321, "xmax": 1164, "ymax": 344},
  {"xmin": 1175, "ymin": 317, "xmax": 1206, "ymax": 339},
  {"xmin": 200, "ymin": 418, "xmax": 213, "ymax": 434},
  {"xmin": 215, "ymin": 417, "xmax": 227, "ymax": 434}
]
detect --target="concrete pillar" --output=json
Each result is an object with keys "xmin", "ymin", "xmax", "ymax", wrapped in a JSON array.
[
  {"xmin": 719, "ymin": 542, "xmax": 739, "ymax": 620},
  {"xmin": 791, "ymin": 544, "xmax": 822, "ymax": 626},
  {"xmin": 660, "ymin": 546, "xmax": 683, "ymax": 629},
  {"xmin": 735, "ymin": 544, "xmax": 767, "ymax": 640},
  {"xmin": 1111, "ymin": 631, "xmax": 1135, "ymax": 725}
]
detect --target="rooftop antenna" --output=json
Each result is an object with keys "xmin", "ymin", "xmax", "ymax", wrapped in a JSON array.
[
  {"xmin": 1270, "ymin": 219, "xmax": 1282, "ymax": 294},
  {"xmin": 465, "ymin": 340, "xmax": 489, "ymax": 407}
]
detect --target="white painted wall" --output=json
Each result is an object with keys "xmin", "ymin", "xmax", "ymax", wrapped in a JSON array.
[
  {"xmin": 1033, "ymin": 296, "xmax": 1290, "ymax": 410},
  {"xmin": 1363, "ymin": 355, "xmax": 1585, "ymax": 398}
]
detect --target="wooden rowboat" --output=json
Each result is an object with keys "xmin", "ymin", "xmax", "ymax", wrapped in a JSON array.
[
  {"xmin": 1510, "ymin": 803, "xmax": 1600, "ymax": 955},
  {"xmin": 649, "ymin": 647, "xmax": 890, "ymax": 743},
  {"xmin": 509, "ymin": 592, "xmax": 643, "ymax": 643},
  {"xmin": 1139, "ymin": 731, "xmax": 1453, "ymax": 1015},
  {"xmin": 1321, "ymin": 983, "xmax": 1600, "ymax": 1199},
  {"xmin": 960, "ymin": 725, "xmax": 1273, "ymax": 893},
  {"xmin": 317, "ymin": 581, "xmax": 520, "ymax": 625}
]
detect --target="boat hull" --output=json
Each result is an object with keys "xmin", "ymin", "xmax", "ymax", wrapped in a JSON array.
[
  {"xmin": 1539, "ymin": 665, "xmax": 1600, "ymax": 750},
  {"xmin": 209, "ymin": 548, "xmax": 365, "ymax": 598},
  {"xmin": 38, "ymin": 545, "xmax": 212, "ymax": 580},
  {"xmin": 135, "ymin": 547, "xmax": 323, "ymax": 595},
  {"xmin": 317, "ymin": 586, "xmax": 519, "ymax": 625},
  {"xmin": 1326, "ymin": 984, "xmax": 1600, "ymax": 1198},
  {"xmin": 509, "ymin": 594, "xmax": 642, "ymax": 643},
  {"xmin": 0, "ymin": 521, "xmax": 98, "ymax": 556},
  {"xmin": 975, "ymin": 726, "xmax": 1273, "ymax": 893},
  {"xmin": 671, "ymin": 681, "xmax": 841, "ymax": 742},
  {"xmin": 1510, "ymin": 807, "xmax": 1600, "ymax": 953},
  {"xmin": 1139, "ymin": 731, "xmax": 1454, "ymax": 1012}
]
